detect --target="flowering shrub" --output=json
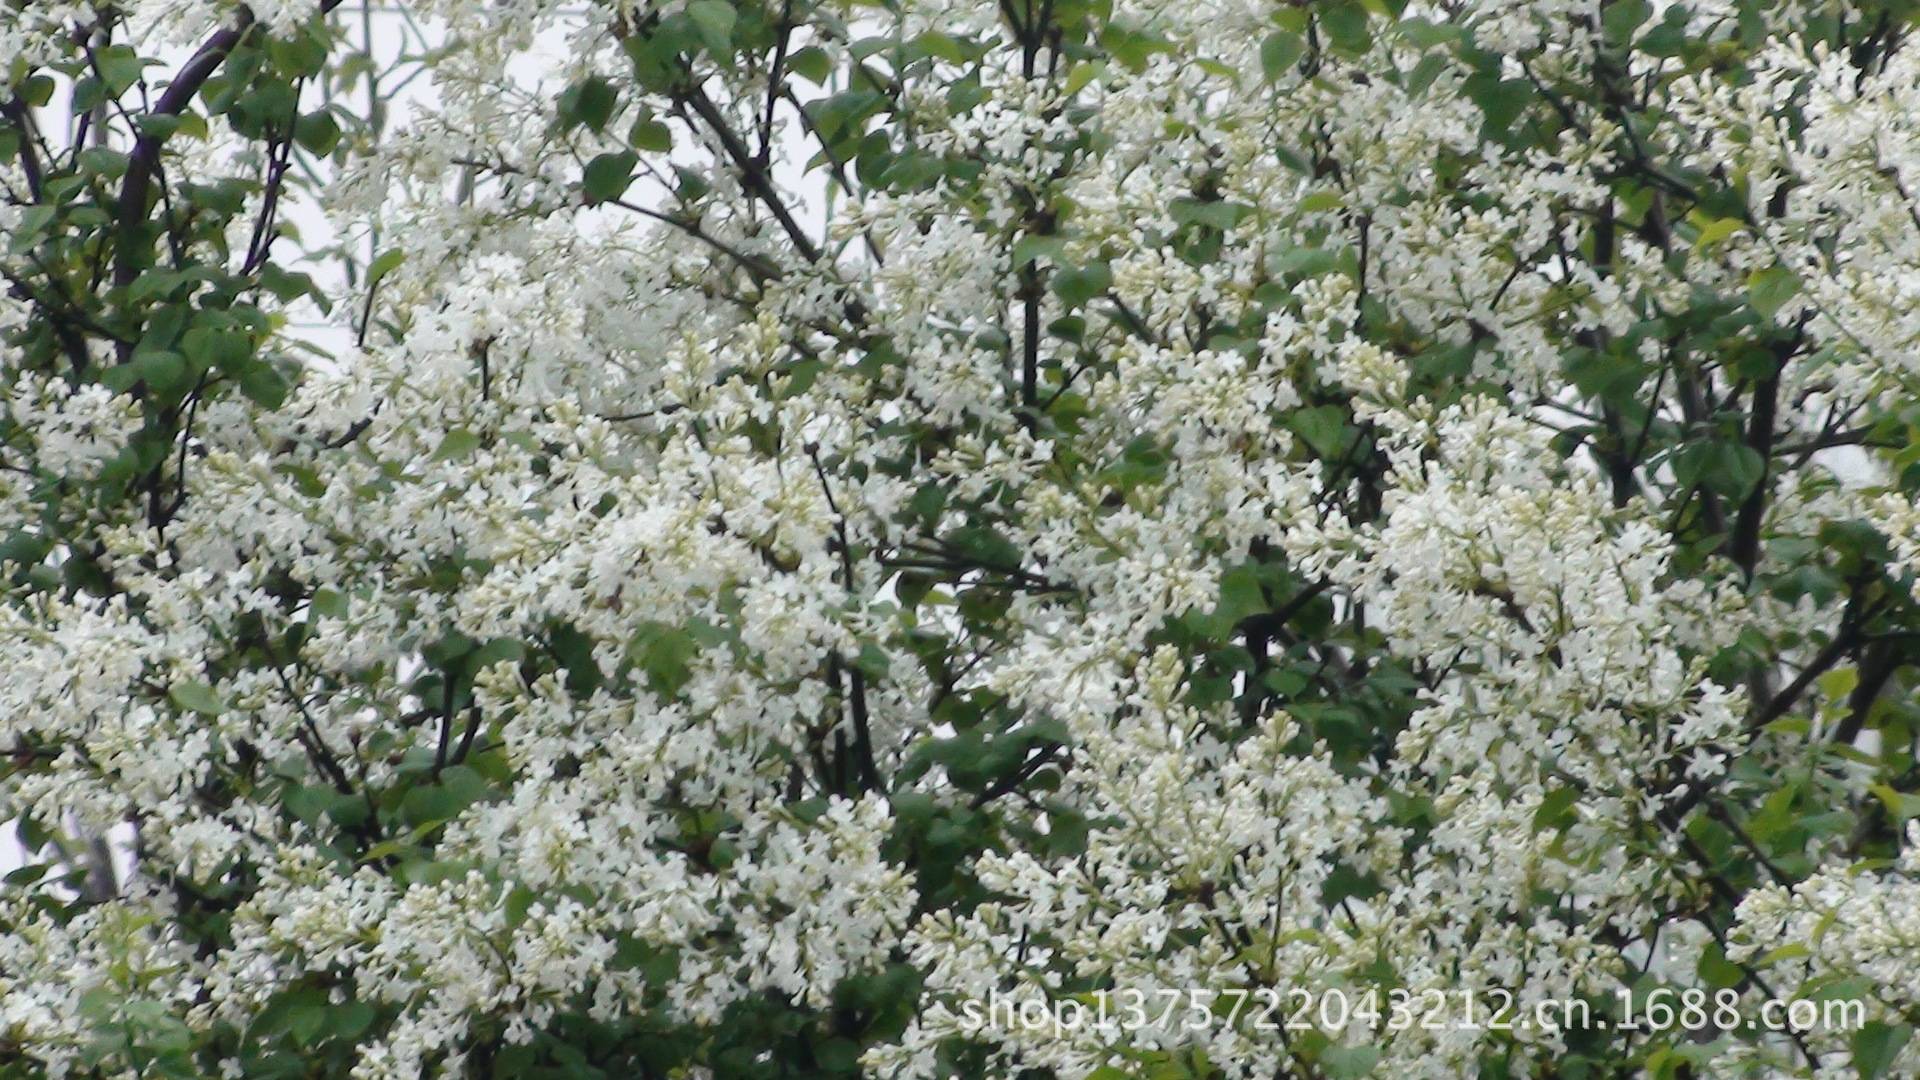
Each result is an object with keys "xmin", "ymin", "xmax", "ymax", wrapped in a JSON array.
[{"xmin": 7, "ymin": 0, "xmax": 1920, "ymax": 1077}]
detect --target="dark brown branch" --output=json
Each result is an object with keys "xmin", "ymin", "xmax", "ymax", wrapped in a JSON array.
[
  {"xmin": 1237, "ymin": 579, "xmax": 1334, "ymax": 641},
  {"xmin": 969, "ymin": 743, "xmax": 1063, "ymax": 809},
  {"xmin": 1674, "ymin": 363, "xmax": 1727, "ymax": 537},
  {"xmin": 1020, "ymin": 268, "xmax": 1041, "ymax": 410},
  {"xmin": 809, "ymin": 443, "xmax": 880, "ymax": 792},
  {"xmin": 758, "ymin": 0, "xmax": 796, "ymax": 166},
  {"xmin": 1727, "ymin": 339, "xmax": 1788, "ymax": 579},
  {"xmin": 679, "ymin": 84, "xmax": 822, "ymax": 263},
  {"xmin": 1830, "ymin": 639, "xmax": 1900, "ymax": 747},
  {"xmin": 112, "ymin": 0, "xmax": 351, "ymax": 362},
  {"xmin": 0, "ymin": 97, "xmax": 45, "ymax": 199},
  {"xmin": 1746, "ymin": 612, "xmax": 1871, "ymax": 733},
  {"xmin": 113, "ymin": 12, "xmax": 257, "ymax": 293},
  {"xmin": 451, "ymin": 704, "xmax": 485, "ymax": 769}
]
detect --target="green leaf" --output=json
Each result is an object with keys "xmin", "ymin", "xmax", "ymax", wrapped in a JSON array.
[
  {"xmin": 1600, "ymin": 0, "xmax": 1653, "ymax": 45},
  {"xmin": 71, "ymin": 77, "xmax": 108, "ymax": 116},
  {"xmin": 368, "ymin": 248, "xmax": 407, "ymax": 285},
  {"xmin": 1748, "ymin": 264, "xmax": 1802, "ymax": 321},
  {"xmin": 1012, "ymin": 234, "xmax": 1067, "ymax": 268},
  {"xmin": 329, "ymin": 1001, "xmax": 377, "ymax": 1042},
  {"xmin": 1260, "ymin": 31, "xmax": 1304, "ymax": 81},
  {"xmin": 1319, "ymin": 0, "xmax": 1371, "ymax": 54},
  {"xmin": 129, "ymin": 113, "xmax": 180, "ymax": 143},
  {"xmin": 688, "ymin": 0, "xmax": 738, "ymax": 53},
  {"xmin": 288, "ymin": 1003, "xmax": 328, "ymax": 1045},
  {"xmin": 561, "ymin": 76, "xmax": 618, "ymax": 133},
  {"xmin": 945, "ymin": 525, "xmax": 1022, "ymax": 568},
  {"xmin": 76, "ymin": 147, "xmax": 128, "ymax": 179},
  {"xmin": 913, "ymin": 30, "xmax": 968, "ymax": 64},
  {"xmin": 127, "ymin": 265, "xmax": 220, "ymax": 303},
  {"xmin": 1532, "ymin": 786, "xmax": 1579, "ymax": 834},
  {"xmin": 1064, "ymin": 59, "xmax": 1104, "ymax": 97},
  {"xmin": 465, "ymin": 636, "xmax": 526, "ymax": 675},
  {"xmin": 183, "ymin": 327, "xmax": 254, "ymax": 375},
  {"xmin": 787, "ymin": 46, "xmax": 833, "ymax": 84},
  {"xmin": 1215, "ymin": 563, "xmax": 1267, "ymax": 624},
  {"xmin": 1853, "ymin": 1022, "xmax": 1912, "ymax": 1080},
  {"xmin": 1397, "ymin": 17, "xmax": 1462, "ymax": 47},
  {"xmin": 626, "ymin": 621, "xmax": 700, "ymax": 696},
  {"xmin": 311, "ymin": 589, "xmax": 349, "ymax": 620},
  {"xmin": 294, "ymin": 110, "xmax": 340, "ymax": 155},
  {"xmin": 1298, "ymin": 190, "xmax": 1343, "ymax": 213},
  {"xmin": 854, "ymin": 128, "xmax": 894, "ymax": 186},
  {"xmin": 1818, "ymin": 666, "xmax": 1859, "ymax": 702},
  {"xmin": 1745, "ymin": 783, "xmax": 1801, "ymax": 845},
  {"xmin": 1405, "ymin": 51, "xmax": 1449, "ymax": 96},
  {"xmin": 402, "ymin": 764, "xmax": 491, "ymax": 826},
  {"xmin": 1171, "ymin": 197, "xmax": 1251, "ymax": 230},
  {"xmin": 882, "ymin": 151, "xmax": 945, "ymax": 190},
  {"xmin": 814, "ymin": 1038, "xmax": 861, "ymax": 1074},
  {"xmin": 268, "ymin": 28, "xmax": 332, "ymax": 77},
  {"xmin": 240, "ymin": 364, "xmax": 290, "ymax": 409},
  {"xmin": 169, "ymin": 680, "xmax": 225, "ymax": 716},
  {"xmin": 10, "ymin": 206, "xmax": 56, "ymax": 253},
  {"xmin": 19, "ymin": 75, "xmax": 56, "ymax": 108},
  {"xmin": 673, "ymin": 165, "xmax": 711, "ymax": 201},
  {"xmin": 259, "ymin": 264, "xmax": 321, "ymax": 304},
  {"xmin": 1101, "ymin": 23, "xmax": 1175, "ymax": 71},
  {"xmin": 855, "ymin": 640, "xmax": 892, "ymax": 681},
  {"xmin": 1672, "ymin": 441, "xmax": 1766, "ymax": 500},
  {"xmin": 1870, "ymin": 784, "xmax": 1920, "ymax": 823},
  {"xmin": 1051, "ymin": 261, "xmax": 1113, "ymax": 308},
  {"xmin": 1692, "ymin": 215, "xmax": 1742, "ymax": 250},
  {"xmin": 1288, "ymin": 405, "xmax": 1352, "ymax": 458},
  {"xmin": 582, "ymin": 150, "xmax": 638, "ymax": 205},
  {"xmin": 1464, "ymin": 73, "xmax": 1533, "ymax": 134},
  {"xmin": 549, "ymin": 622, "xmax": 604, "ymax": 697},
  {"xmin": 629, "ymin": 117, "xmax": 673, "ymax": 152},
  {"xmin": 1321, "ymin": 862, "xmax": 1384, "ymax": 904},
  {"xmin": 1697, "ymin": 941, "xmax": 1746, "ymax": 989},
  {"xmin": 505, "ymin": 884, "xmax": 539, "ymax": 928},
  {"xmin": 434, "ymin": 428, "xmax": 482, "ymax": 461},
  {"xmin": 1319, "ymin": 1044, "xmax": 1380, "ymax": 1080},
  {"xmin": 134, "ymin": 350, "xmax": 189, "ymax": 396}
]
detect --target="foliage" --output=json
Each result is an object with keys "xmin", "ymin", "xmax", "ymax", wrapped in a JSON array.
[{"xmin": 7, "ymin": 0, "xmax": 1920, "ymax": 1077}]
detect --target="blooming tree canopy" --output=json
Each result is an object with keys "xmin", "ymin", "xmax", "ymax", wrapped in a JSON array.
[{"xmin": 7, "ymin": 0, "xmax": 1920, "ymax": 1077}]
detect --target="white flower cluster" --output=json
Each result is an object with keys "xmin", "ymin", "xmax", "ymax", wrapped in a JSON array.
[
  {"xmin": 6, "ymin": 0, "xmax": 1920, "ymax": 1078},
  {"xmin": 1727, "ymin": 823, "xmax": 1920, "ymax": 1075}
]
